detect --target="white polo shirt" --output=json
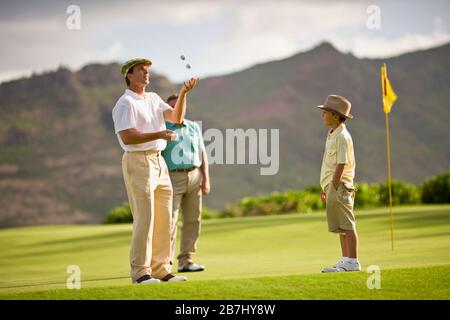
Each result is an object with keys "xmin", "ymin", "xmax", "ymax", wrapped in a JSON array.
[{"xmin": 112, "ymin": 89, "xmax": 172, "ymax": 152}]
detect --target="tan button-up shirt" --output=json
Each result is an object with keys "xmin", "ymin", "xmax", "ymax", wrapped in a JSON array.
[{"xmin": 320, "ymin": 123, "xmax": 356, "ymax": 191}]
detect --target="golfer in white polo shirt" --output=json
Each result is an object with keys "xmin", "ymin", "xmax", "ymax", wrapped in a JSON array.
[{"xmin": 112, "ymin": 58, "xmax": 199, "ymax": 284}]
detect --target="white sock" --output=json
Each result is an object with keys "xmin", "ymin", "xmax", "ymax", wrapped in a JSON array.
[
  {"xmin": 342, "ymin": 256, "xmax": 348, "ymax": 261},
  {"xmin": 344, "ymin": 257, "xmax": 359, "ymax": 263}
]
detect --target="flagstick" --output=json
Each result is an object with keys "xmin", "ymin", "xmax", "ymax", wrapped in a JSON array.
[{"xmin": 385, "ymin": 112, "xmax": 395, "ymax": 251}]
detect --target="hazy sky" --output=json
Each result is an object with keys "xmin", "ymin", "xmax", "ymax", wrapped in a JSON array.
[{"xmin": 0, "ymin": 0, "xmax": 449, "ymax": 83}]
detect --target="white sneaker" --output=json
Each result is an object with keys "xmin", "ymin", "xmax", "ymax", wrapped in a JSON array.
[
  {"xmin": 322, "ymin": 267, "xmax": 343, "ymax": 273},
  {"xmin": 322, "ymin": 260, "xmax": 361, "ymax": 273},
  {"xmin": 320, "ymin": 259, "xmax": 344, "ymax": 272},
  {"xmin": 333, "ymin": 259, "xmax": 345, "ymax": 268},
  {"xmin": 335, "ymin": 260, "xmax": 361, "ymax": 271},
  {"xmin": 161, "ymin": 274, "xmax": 188, "ymax": 282}
]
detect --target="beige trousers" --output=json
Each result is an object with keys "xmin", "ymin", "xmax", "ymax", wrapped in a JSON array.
[
  {"xmin": 169, "ymin": 168, "xmax": 202, "ymax": 269},
  {"xmin": 122, "ymin": 150, "xmax": 173, "ymax": 283}
]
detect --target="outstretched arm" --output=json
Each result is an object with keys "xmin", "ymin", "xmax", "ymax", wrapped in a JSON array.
[{"xmin": 164, "ymin": 77, "xmax": 199, "ymax": 124}]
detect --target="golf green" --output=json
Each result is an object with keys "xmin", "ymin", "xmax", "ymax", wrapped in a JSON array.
[{"xmin": 1, "ymin": 205, "xmax": 449, "ymax": 299}]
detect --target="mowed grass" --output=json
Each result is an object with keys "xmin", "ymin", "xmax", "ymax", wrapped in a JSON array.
[
  {"xmin": 0, "ymin": 205, "xmax": 449, "ymax": 299},
  {"xmin": 2, "ymin": 265, "xmax": 449, "ymax": 300}
]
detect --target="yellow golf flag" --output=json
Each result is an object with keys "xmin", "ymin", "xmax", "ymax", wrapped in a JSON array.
[
  {"xmin": 381, "ymin": 63, "xmax": 398, "ymax": 113},
  {"xmin": 381, "ymin": 63, "xmax": 397, "ymax": 250}
]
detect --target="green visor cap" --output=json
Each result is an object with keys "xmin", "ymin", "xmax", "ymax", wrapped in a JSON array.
[{"xmin": 120, "ymin": 58, "xmax": 152, "ymax": 78}]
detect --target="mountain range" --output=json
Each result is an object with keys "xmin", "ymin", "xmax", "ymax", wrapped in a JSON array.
[{"xmin": 0, "ymin": 42, "xmax": 449, "ymax": 226}]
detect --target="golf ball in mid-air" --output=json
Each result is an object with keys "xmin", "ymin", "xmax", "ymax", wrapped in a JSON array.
[
  {"xmin": 180, "ymin": 55, "xmax": 186, "ymax": 60},
  {"xmin": 186, "ymin": 64, "xmax": 191, "ymax": 69}
]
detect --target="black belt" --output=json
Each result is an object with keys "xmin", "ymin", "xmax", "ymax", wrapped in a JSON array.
[{"xmin": 169, "ymin": 167, "xmax": 197, "ymax": 172}]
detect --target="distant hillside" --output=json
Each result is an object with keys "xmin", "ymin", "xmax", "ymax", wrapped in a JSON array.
[
  {"xmin": 0, "ymin": 42, "xmax": 449, "ymax": 226},
  {"xmin": 187, "ymin": 42, "xmax": 450, "ymax": 208},
  {"xmin": 0, "ymin": 64, "xmax": 177, "ymax": 226}
]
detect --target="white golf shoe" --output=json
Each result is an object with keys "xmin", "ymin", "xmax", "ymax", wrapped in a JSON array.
[
  {"xmin": 135, "ymin": 275, "xmax": 161, "ymax": 284},
  {"xmin": 178, "ymin": 262, "xmax": 205, "ymax": 273},
  {"xmin": 161, "ymin": 274, "xmax": 188, "ymax": 282},
  {"xmin": 322, "ymin": 260, "xmax": 361, "ymax": 273}
]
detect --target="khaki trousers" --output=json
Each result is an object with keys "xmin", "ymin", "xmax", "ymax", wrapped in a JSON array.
[
  {"xmin": 169, "ymin": 168, "xmax": 202, "ymax": 269},
  {"xmin": 122, "ymin": 150, "xmax": 173, "ymax": 283},
  {"xmin": 326, "ymin": 182, "xmax": 356, "ymax": 233}
]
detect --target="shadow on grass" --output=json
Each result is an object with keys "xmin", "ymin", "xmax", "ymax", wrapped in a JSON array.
[
  {"xmin": 0, "ymin": 276, "xmax": 130, "ymax": 290},
  {"xmin": 1, "ymin": 230, "xmax": 131, "ymax": 259}
]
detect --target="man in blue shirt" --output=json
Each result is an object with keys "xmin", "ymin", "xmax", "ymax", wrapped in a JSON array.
[{"xmin": 162, "ymin": 94, "xmax": 210, "ymax": 272}]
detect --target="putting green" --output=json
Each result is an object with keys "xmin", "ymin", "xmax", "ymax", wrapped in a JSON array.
[{"xmin": 0, "ymin": 205, "xmax": 449, "ymax": 299}]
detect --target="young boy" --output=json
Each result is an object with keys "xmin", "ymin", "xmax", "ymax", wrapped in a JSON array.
[{"xmin": 317, "ymin": 95, "xmax": 361, "ymax": 272}]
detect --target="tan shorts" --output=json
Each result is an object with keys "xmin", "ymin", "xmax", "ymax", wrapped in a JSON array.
[{"xmin": 326, "ymin": 182, "xmax": 356, "ymax": 233}]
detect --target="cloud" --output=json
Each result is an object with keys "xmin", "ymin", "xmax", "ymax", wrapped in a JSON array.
[
  {"xmin": 0, "ymin": 0, "xmax": 225, "ymax": 83},
  {"xmin": 0, "ymin": 17, "xmax": 124, "ymax": 82},
  {"xmin": 0, "ymin": 0, "xmax": 224, "ymax": 25},
  {"xmin": 0, "ymin": 1, "xmax": 449, "ymax": 83},
  {"xmin": 70, "ymin": 0, "xmax": 225, "ymax": 27},
  {"xmin": 341, "ymin": 16, "xmax": 450, "ymax": 58},
  {"xmin": 197, "ymin": 1, "xmax": 368, "ymax": 77},
  {"xmin": 0, "ymin": 18, "xmax": 77, "ymax": 76}
]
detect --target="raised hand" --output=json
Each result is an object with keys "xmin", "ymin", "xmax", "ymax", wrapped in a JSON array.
[{"xmin": 182, "ymin": 77, "xmax": 199, "ymax": 93}]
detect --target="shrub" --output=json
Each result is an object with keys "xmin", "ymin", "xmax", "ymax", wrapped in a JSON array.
[
  {"xmin": 421, "ymin": 170, "xmax": 450, "ymax": 203},
  {"xmin": 201, "ymin": 207, "xmax": 223, "ymax": 220},
  {"xmin": 354, "ymin": 183, "xmax": 380, "ymax": 208},
  {"xmin": 104, "ymin": 202, "xmax": 223, "ymax": 224},
  {"xmin": 104, "ymin": 170, "xmax": 448, "ymax": 222},
  {"xmin": 223, "ymin": 189, "xmax": 325, "ymax": 217},
  {"xmin": 103, "ymin": 202, "xmax": 132, "ymax": 224},
  {"xmin": 298, "ymin": 191, "xmax": 325, "ymax": 212},
  {"xmin": 378, "ymin": 180, "xmax": 421, "ymax": 206}
]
